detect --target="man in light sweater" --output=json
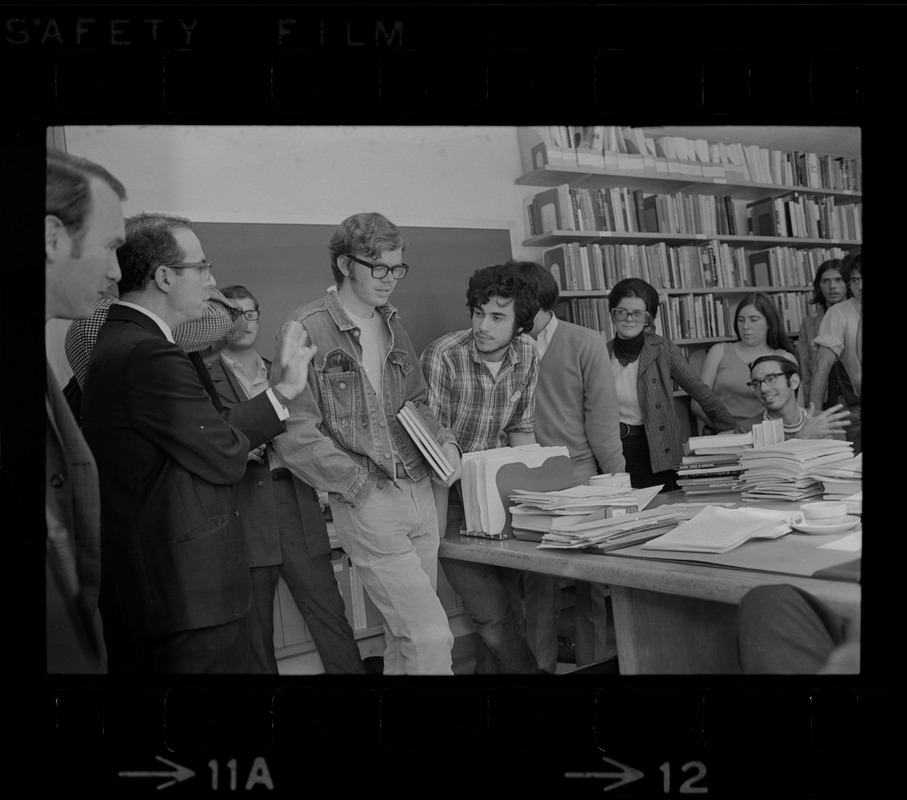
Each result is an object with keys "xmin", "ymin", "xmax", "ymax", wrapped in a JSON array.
[{"xmin": 510, "ymin": 261, "xmax": 626, "ymax": 673}]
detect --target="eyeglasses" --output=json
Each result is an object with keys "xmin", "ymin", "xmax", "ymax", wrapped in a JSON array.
[
  {"xmin": 610, "ymin": 308, "xmax": 648, "ymax": 323},
  {"xmin": 242, "ymin": 310, "xmax": 260, "ymax": 321},
  {"xmin": 345, "ymin": 254, "xmax": 409, "ymax": 280},
  {"xmin": 746, "ymin": 372, "xmax": 788, "ymax": 391},
  {"xmin": 163, "ymin": 260, "xmax": 213, "ymax": 278}
]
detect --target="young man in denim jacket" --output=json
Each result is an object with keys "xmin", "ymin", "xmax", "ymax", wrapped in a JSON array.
[{"xmin": 273, "ymin": 212, "xmax": 462, "ymax": 675}]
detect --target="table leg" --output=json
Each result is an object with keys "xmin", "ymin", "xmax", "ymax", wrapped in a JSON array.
[{"xmin": 611, "ymin": 586, "xmax": 742, "ymax": 674}]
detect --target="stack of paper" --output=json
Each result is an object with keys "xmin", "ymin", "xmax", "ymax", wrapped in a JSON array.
[
  {"xmin": 460, "ymin": 444, "xmax": 573, "ymax": 538},
  {"xmin": 396, "ymin": 401, "xmax": 454, "ymax": 482},
  {"xmin": 509, "ymin": 481, "xmax": 661, "ymax": 540},
  {"xmin": 639, "ymin": 505, "xmax": 794, "ymax": 554},
  {"xmin": 737, "ymin": 438, "xmax": 854, "ymax": 502},
  {"xmin": 536, "ymin": 500, "xmax": 708, "ymax": 551},
  {"xmin": 807, "ymin": 453, "xmax": 863, "ymax": 502}
]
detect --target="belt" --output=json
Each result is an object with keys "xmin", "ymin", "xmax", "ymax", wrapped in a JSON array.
[
  {"xmin": 271, "ymin": 467, "xmax": 293, "ymax": 481},
  {"xmin": 393, "ymin": 463, "xmax": 407, "ymax": 479},
  {"xmin": 619, "ymin": 422, "xmax": 645, "ymax": 439}
]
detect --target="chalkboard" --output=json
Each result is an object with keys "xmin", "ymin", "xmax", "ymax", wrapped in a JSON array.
[{"xmin": 193, "ymin": 221, "xmax": 513, "ymax": 356}]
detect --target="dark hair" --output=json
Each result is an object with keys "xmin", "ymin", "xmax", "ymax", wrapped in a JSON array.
[
  {"xmin": 749, "ymin": 354, "xmax": 800, "ymax": 379},
  {"xmin": 46, "ymin": 148, "xmax": 127, "ymax": 256},
  {"xmin": 732, "ymin": 292, "xmax": 796, "ymax": 355},
  {"xmin": 840, "ymin": 249, "xmax": 861, "ymax": 281},
  {"xmin": 809, "ymin": 259, "xmax": 846, "ymax": 311},
  {"xmin": 503, "ymin": 259, "xmax": 559, "ymax": 312},
  {"xmin": 117, "ymin": 213, "xmax": 193, "ymax": 294},
  {"xmin": 466, "ymin": 264, "xmax": 540, "ymax": 336},
  {"xmin": 221, "ymin": 284, "xmax": 259, "ymax": 309},
  {"xmin": 607, "ymin": 278, "xmax": 660, "ymax": 319},
  {"xmin": 327, "ymin": 212, "xmax": 406, "ymax": 286}
]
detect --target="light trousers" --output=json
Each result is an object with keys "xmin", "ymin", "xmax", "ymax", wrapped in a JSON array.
[{"xmin": 331, "ymin": 477, "xmax": 453, "ymax": 675}]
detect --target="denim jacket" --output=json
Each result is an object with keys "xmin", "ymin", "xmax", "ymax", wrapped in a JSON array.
[{"xmin": 272, "ymin": 289, "xmax": 458, "ymax": 507}]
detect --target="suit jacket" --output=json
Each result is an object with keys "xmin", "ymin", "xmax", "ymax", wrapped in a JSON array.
[
  {"xmin": 206, "ymin": 355, "xmax": 331, "ymax": 566},
  {"xmin": 81, "ymin": 305, "xmax": 286, "ymax": 636},
  {"xmin": 46, "ymin": 360, "xmax": 105, "ymax": 672}
]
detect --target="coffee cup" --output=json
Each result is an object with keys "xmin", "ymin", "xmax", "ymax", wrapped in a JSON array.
[{"xmin": 799, "ymin": 501, "xmax": 847, "ymax": 521}]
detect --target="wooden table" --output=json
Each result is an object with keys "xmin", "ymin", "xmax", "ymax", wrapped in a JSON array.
[{"xmin": 438, "ymin": 492, "xmax": 861, "ymax": 674}]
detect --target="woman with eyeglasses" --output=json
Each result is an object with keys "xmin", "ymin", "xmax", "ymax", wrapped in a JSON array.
[
  {"xmin": 796, "ymin": 259, "xmax": 851, "ymax": 410},
  {"xmin": 694, "ymin": 291, "xmax": 798, "ymax": 433},
  {"xmin": 606, "ymin": 278, "xmax": 735, "ymax": 491}
]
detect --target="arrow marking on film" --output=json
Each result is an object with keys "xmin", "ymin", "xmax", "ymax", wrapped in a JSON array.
[
  {"xmin": 119, "ymin": 755, "xmax": 196, "ymax": 790},
  {"xmin": 565, "ymin": 756, "xmax": 645, "ymax": 792}
]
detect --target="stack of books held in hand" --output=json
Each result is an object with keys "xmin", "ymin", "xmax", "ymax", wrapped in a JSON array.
[
  {"xmin": 396, "ymin": 401, "xmax": 455, "ymax": 482},
  {"xmin": 677, "ymin": 419, "xmax": 784, "ymax": 499},
  {"xmin": 738, "ymin": 438, "xmax": 854, "ymax": 503}
]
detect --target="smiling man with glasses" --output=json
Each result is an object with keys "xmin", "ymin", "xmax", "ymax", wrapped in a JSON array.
[{"xmin": 735, "ymin": 355, "xmax": 851, "ymax": 440}]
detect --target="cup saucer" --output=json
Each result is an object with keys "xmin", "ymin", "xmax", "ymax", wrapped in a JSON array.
[{"xmin": 791, "ymin": 515, "xmax": 860, "ymax": 535}]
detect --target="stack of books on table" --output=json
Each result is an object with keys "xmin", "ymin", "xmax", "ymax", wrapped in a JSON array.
[
  {"xmin": 508, "ymin": 473, "xmax": 660, "ymax": 542},
  {"xmin": 677, "ymin": 419, "xmax": 783, "ymax": 499},
  {"xmin": 738, "ymin": 438, "xmax": 854, "ymax": 503}
]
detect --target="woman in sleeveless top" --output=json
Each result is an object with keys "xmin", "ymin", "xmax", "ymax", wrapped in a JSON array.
[{"xmin": 694, "ymin": 292, "xmax": 798, "ymax": 433}]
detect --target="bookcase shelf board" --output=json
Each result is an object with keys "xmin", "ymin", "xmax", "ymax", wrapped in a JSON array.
[
  {"xmin": 560, "ymin": 286, "xmax": 812, "ymax": 299},
  {"xmin": 523, "ymin": 231, "xmax": 863, "ymax": 249},
  {"xmin": 516, "ymin": 167, "xmax": 862, "ymax": 202}
]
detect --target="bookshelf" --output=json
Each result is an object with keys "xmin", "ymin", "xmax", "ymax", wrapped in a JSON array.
[
  {"xmin": 517, "ymin": 126, "xmax": 861, "ymax": 345},
  {"xmin": 516, "ymin": 125, "xmax": 861, "ymax": 423}
]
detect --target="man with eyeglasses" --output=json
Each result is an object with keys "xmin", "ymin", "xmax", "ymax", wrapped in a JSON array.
[
  {"xmin": 271, "ymin": 212, "xmax": 462, "ymax": 675},
  {"xmin": 81, "ymin": 213, "xmax": 316, "ymax": 673},
  {"xmin": 734, "ymin": 355, "xmax": 851, "ymax": 440},
  {"xmin": 206, "ymin": 284, "xmax": 364, "ymax": 674}
]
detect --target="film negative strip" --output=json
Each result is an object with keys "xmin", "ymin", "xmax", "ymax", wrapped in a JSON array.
[{"xmin": 3, "ymin": 1, "xmax": 896, "ymax": 797}]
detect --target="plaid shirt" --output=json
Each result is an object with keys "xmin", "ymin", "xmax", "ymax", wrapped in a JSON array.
[
  {"xmin": 65, "ymin": 290, "xmax": 246, "ymax": 387},
  {"xmin": 420, "ymin": 328, "xmax": 538, "ymax": 454}
]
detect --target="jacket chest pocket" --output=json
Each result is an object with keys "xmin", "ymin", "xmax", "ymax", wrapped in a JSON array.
[
  {"xmin": 387, "ymin": 350, "xmax": 413, "ymax": 400},
  {"xmin": 317, "ymin": 349, "xmax": 361, "ymax": 447}
]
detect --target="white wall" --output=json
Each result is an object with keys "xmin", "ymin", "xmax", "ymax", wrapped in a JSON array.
[
  {"xmin": 50, "ymin": 125, "xmax": 541, "ymax": 383},
  {"xmin": 64, "ymin": 124, "xmax": 535, "ymax": 246}
]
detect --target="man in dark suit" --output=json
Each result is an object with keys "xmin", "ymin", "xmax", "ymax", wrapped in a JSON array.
[
  {"xmin": 81, "ymin": 212, "xmax": 315, "ymax": 673},
  {"xmin": 207, "ymin": 285, "xmax": 364, "ymax": 674},
  {"xmin": 45, "ymin": 149, "xmax": 127, "ymax": 673}
]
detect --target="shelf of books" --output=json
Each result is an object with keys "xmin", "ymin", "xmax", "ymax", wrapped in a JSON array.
[
  {"xmin": 518, "ymin": 125, "xmax": 861, "ymax": 354},
  {"xmin": 517, "ymin": 126, "xmax": 862, "ymax": 199}
]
